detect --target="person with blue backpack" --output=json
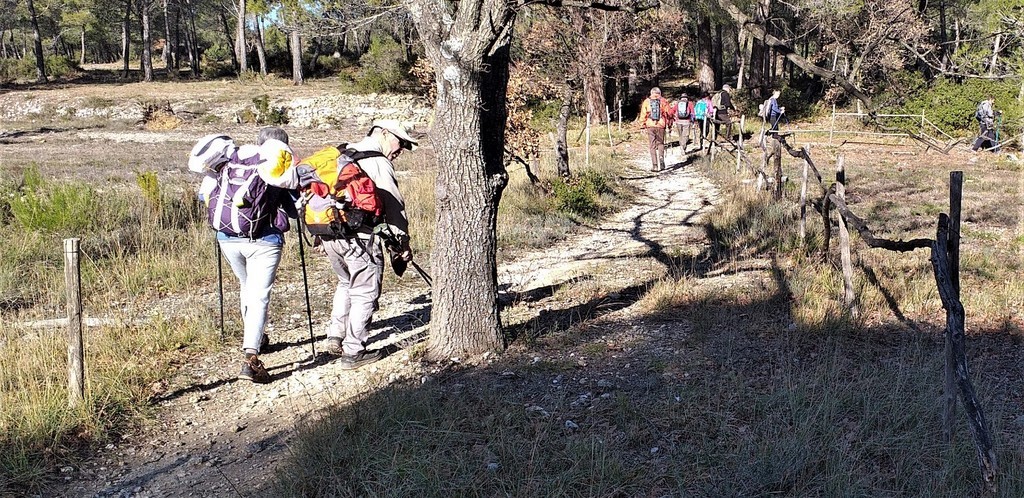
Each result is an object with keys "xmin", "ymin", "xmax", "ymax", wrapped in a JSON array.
[
  {"xmin": 188, "ymin": 129, "xmax": 299, "ymax": 384},
  {"xmin": 693, "ymin": 92, "xmax": 712, "ymax": 150}
]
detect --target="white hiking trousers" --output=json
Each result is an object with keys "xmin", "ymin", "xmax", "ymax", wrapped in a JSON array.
[
  {"xmin": 218, "ymin": 239, "xmax": 282, "ymax": 353},
  {"xmin": 322, "ymin": 237, "xmax": 384, "ymax": 355}
]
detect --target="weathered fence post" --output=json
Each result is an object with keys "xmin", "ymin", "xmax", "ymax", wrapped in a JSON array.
[
  {"xmin": 772, "ymin": 137, "xmax": 783, "ymax": 200},
  {"xmin": 943, "ymin": 172, "xmax": 963, "ymax": 443},
  {"xmin": 835, "ymin": 156, "xmax": 858, "ymax": 317},
  {"xmin": 829, "ymin": 102, "xmax": 837, "ymax": 145},
  {"xmin": 736, "ymin": 115, "xmax": 745, "ymax": 173},
  {"xmin": 64, "ymin": 237, "xmax": 85, "ymax": 408},
  {"xmin": 799, "ymin": 145, "xmax": 810, "ymax": 244},
  {"xmin": 932, "ymin": 208, "xmax": 997, "ymax": 492},
  {"xmin": 585, "ymin": 112, "xmax": 591, "ymax": 168},
  {"xmin": 605, "ymin": 106, "xmax": 613, "ymax": 148}
]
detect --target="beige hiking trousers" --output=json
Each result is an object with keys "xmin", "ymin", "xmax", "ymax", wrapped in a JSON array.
[{"xmin": 322, "ymin": 236, "xmax": 384, "ymax": 355}]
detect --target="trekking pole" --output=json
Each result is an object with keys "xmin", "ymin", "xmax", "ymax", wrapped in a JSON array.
[
  {"xmin": 295, "ymin": 213, "xmax": 317, "ymax": 358},
  {"xmin": 215, "ymin": 238, "xmax": 225, "ymax": 343},
  {"xmin": 409, "ymin": 260, "xmax": 433, "ymax": 288}
]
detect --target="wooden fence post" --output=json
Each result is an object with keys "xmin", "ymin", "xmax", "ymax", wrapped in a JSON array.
[
  {"xmin": 585, "ymin": 112, "xmax": 591, "ymax": 168},
  {"xmin": 943, "ymin": 172, "xmax": 963, "ymax": 443},
  {"xmin": 606, "ymin": 106, "xmax": 613, "ymax": 148},
  {"xmin": 932, "ymin": 210, "xmax": 997, "ymax": 492},
  {"xmin": 829, "ymin": 102, "xmax": 837, "ymax": 146},
  {"xmin": 835, "ymin": 156, "xmax": 858, "ymax": 317},
  {"xmin": 64, "ymin": 238, "xmax": 85, "ymax": 408},
  {"xmin": 772, "ymin": 137, "xmax": 783, "ymax": 200},
  {"xmin": 799, "ymin": 145, "xmax": 810, "ymax": 244},
  {"xmin": 736, "ymin": 115, "xmax": 745, "ymax": 173}
]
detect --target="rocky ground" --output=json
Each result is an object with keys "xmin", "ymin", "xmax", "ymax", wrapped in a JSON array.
[{"xmin": 44, "ymin": 142, "xmax": 724, "ymax": 497}]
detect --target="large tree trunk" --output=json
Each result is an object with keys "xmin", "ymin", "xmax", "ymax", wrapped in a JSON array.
[
  {"xmin": 187, "ymin": 0, "xmax": 199, "ymax": 77},
  {"xmin": 410, "ymin": 0, "xmax": 513, "ymax": 359},
  {"xmin": 556, "ymin": 83, "xmax": 572, "ymax": 177},
  {"xmin": 697, "ymin": 15, "xmax": 714, "ymax": 93},
  {"xmin": 80, "ymin": 27, "xmax": 86, "ymax": 66},
  {"xmin": 122, "ymin": 0, "xmax": 132, "ymax": 78},
  {"xmin": 162, "ymin": 0, "xmax": 172, "ymax": 71},
  {"xmin": 713, "ymin": 22, "xmax": 723, "ymax": 89},
  {"xmin": 255, "ymin": 15, "xmax": 267, "ymax": 76},
  {"xmin": 289, "ymin": 29, "xmax": 303, "ymax": 85},
  {"xmin": 581, "ymin": 61, "xmax": 605, "ymax": 124},
  {"xmin": 235, "ymin": 0, "xmax": 247, "ymax": 73},
  {"xmin": 141, "ymin": 0, "xmax": 153, "ymax": 81},
  {"xmin": 27, "ymin": 0, "xmax": 46, "ymax": 82},
  {"xmin": 988, "ymin": 33, "xmax": 1001, "ymax": 77},
  {"xmin": 220, "ymin": 7, "xmax": 239, "ymax": 71}
]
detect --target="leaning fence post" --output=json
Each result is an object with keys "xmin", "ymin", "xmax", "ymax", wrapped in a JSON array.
[
  {"xmin": 799, "ymin": 145, "xmax": 810, "ymax": 244},
  {"xmin": 585, "ymin": 112, "xmax": 591, "ymax": 168},
  {"xmin": 932, "ymin": 210, "xmax": 997, "ymax": 492},
  {"xmin": 605, "ymin": 106, "xmax": 613, "ymax": 148},
  {"xmin": 64, "ymin": 238, "xmax": 85, "ymax": 408},
  {"xmin": 835, "ymin": 156, "xmax": 858, "ymax": 317},
  {"xmin": 772, "ymin": 136, "xmax": 783, "ymax": 200},
  {"xmin": 736, "ymin": 115, "xmax": 745, "ymax": 173},
  {"xmin": 829, "ymin": 102, "xmax": 837, "ymax": 146},
  {"xmin": 943, "ymin": 172, "xmax": 964, "ymax": 444}
]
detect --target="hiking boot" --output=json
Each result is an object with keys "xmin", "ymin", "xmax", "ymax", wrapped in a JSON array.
[
  {"xmin": 338, "ymin": 349, "xmax": 382, "ymax": 370},
  {"xmin": 325, "ymin": 336, "xmax": 344, "ymax": 355},
  {"xmin": 239, "ymin": 354, "xmax": 271, "ymax": 384}
]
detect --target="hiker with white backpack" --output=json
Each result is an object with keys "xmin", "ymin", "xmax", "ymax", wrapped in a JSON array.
[
  {"xmin": 188, "ymin": 128, "xmax": 299, "ymax": 384},
  {"xmin": 672, "ymin": 93, "xmax": 695, "ymax": 152}
]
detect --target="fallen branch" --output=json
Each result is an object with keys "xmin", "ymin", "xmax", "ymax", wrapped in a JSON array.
[{"xmin": 827, "ymin": 192, "xmax": 933, "ymax": 252}]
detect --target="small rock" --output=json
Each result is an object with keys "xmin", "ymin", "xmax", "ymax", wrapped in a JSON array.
[
  {"xmin": 234, "ymin": 424, "xmax": 246, "ymax": 433},
  {"xmin": 60, "ymin": 466, "xmax": 74, "ymax": 473},
  {"xmin": 564, "ymin": 420, "xmax": 579, "ymax": 431},
  {"xmin": 597, "ymin": 379, "xmax": 614, "ymax": 389},
  {"xmin": 650, "ymin": 447, "xmax": 660, "ymax": 454},
  {"xmin": 486, "ymin": 462, "xmax": 500, "ymax": 472},
  {"xmin": 525, "ymin": 405, "xmax": 550, "ymax": 418}
]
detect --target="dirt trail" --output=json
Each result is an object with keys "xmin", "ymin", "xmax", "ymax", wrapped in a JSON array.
[{"xmin": 52, "ymin": 149, "xmax": 719, "ymax": 498}]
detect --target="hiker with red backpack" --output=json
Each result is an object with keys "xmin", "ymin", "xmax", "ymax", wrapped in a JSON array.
[
  {"xmin": 637, "ymin": 87, "xmax": 672, "ymax": 171},
  {"xmin": 188, "ymin": 128, "xmax": 300, "ymax": 384},
  {"xmin": 300, "ymin": 119, "xmax": 417, "ymax": 369}
]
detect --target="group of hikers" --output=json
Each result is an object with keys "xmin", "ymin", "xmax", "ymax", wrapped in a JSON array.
[
  {"xmin": 637, "ymin": 83, "xmax": 1004, "ymax": 171},
  {"xmin": 188, "ymin": 120, "xmax": 417, "ymax": 383},
  {"xmin": 190, "ymin": 89, "xmax": 1003, "ymax": 384},
  {"xmin": 636, "ymin": 84, "xmax": 786, "ymax": 171}
]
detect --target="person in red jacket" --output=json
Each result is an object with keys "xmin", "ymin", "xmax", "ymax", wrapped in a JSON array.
[{"xmin": 636, "ymin": 87, "xmax": 671, "ymax": 172}]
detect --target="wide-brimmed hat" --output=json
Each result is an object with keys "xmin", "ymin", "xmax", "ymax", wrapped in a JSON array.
[{"xmin": 369, "ymin": 119, "xmax": 418, "ymax": 151}]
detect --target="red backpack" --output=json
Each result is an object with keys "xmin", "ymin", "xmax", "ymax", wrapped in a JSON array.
[{"xmin": 297, "ymin": 145, "xmax": 385, "ymax": 238}]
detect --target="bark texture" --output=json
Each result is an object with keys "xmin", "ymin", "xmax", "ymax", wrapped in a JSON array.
[{"xmin": 408, "ymin": 0, "xmax": 514, "ymax": 358}]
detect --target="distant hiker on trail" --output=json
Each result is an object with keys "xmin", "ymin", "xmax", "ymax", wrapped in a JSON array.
[
  {"xmin": 712, "ymin": 84, "xmax": 735, "ymax": 143},
  {"xmin": 637, "ymin": 86, "xmax": 671, "ymax": 171},
  {"xmin": 188, "ymin": 129, "xmax": 299, "ymax": 384},
  {"xmin": 313, "ymin": 120, "xmax": 416, "ymax": 370},
  {"xmin": 972, "ymin": 97, "xmax": 1000, "ymax": 152},
  {"xmin": 767, "ymin": 90, "xmax": 786, "ymax": 132},
  {"xmin": 693, "ymin": 92, "xmax": 712, "ymax": 150},
  {"xmin": 672, "ymin": 93, "xmax": 695, "ymax": 152}
]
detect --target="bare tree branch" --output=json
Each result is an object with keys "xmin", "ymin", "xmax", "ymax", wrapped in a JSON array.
[{"xmin": 717, "ymin": 0, "xmax": 877, "ymax": 114}]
